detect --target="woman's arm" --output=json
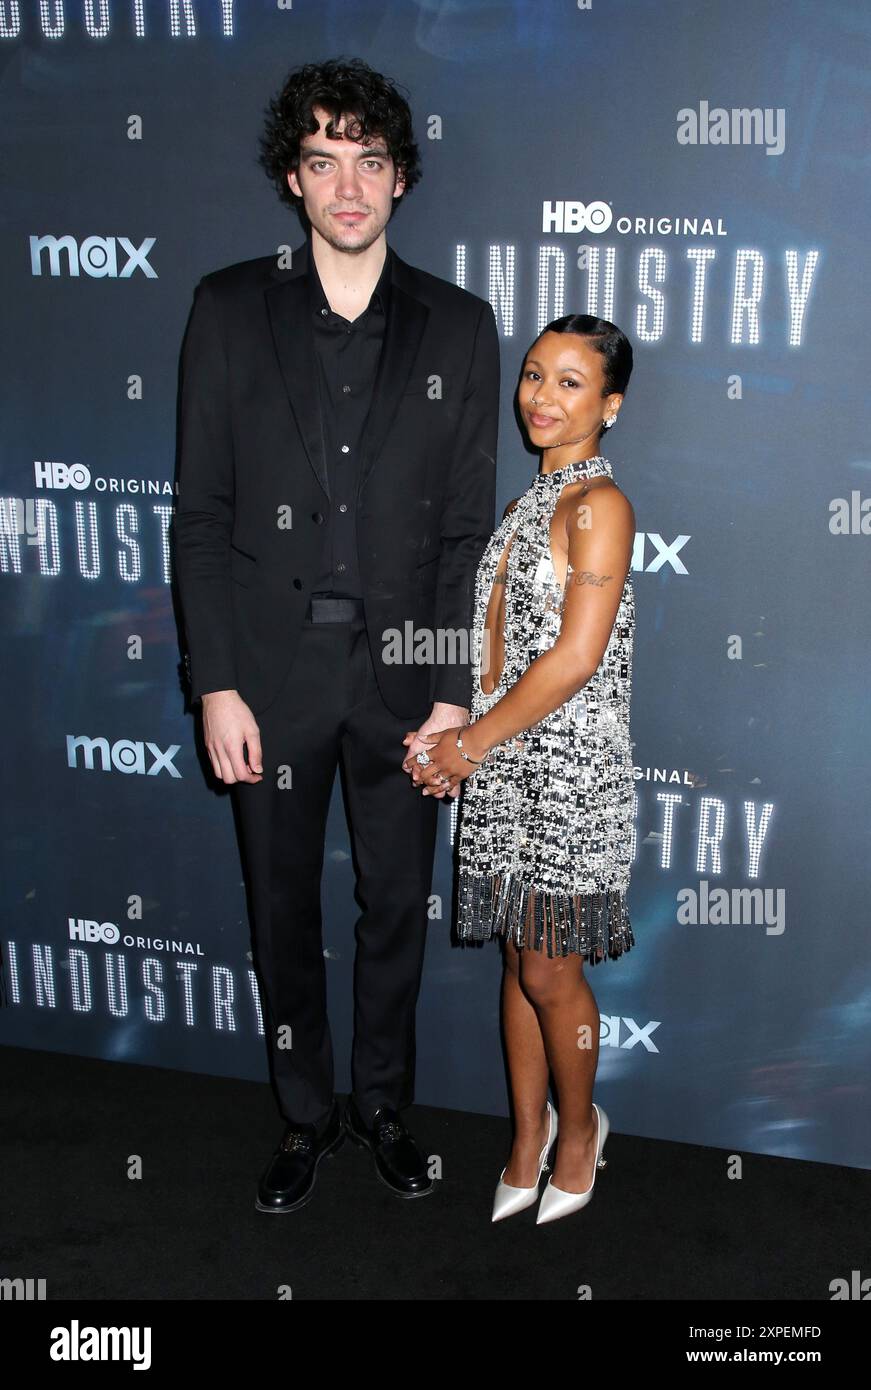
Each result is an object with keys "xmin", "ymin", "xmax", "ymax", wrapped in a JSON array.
[{"xmin": 466, "ymin": 484, "xmax": 635, "ymax": 758}]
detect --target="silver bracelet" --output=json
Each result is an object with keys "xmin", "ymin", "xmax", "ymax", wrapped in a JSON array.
[{"xmin": 456, "ymin": 730, "xmax": 486, "ymax": 764}]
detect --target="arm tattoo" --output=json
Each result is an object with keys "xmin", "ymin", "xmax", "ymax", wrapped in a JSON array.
[{"xmin": 571, "ymin": 569, "xmax": 613, "ymax": 587}]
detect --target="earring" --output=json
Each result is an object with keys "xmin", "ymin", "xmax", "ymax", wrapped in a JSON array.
[{"xmin": 602, "ymin": 417, "xmax": 616, "ymax": 429}]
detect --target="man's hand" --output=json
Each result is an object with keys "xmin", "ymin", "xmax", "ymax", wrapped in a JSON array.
[
  {"xmin": 201, "ymin": 690, "xmax": 263, "ymax": 784},
  {"xmin": 402, "ymin": 701, "xmax": 469, "ymax": 800},
  {"xmin": 412, "ymin": 724, "xmax": 486, "ymax": 796}
]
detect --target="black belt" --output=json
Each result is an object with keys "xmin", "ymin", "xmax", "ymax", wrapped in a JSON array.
[{"xmin": 307, "ymin": 595, "xmax": 364, "ymax": 623}]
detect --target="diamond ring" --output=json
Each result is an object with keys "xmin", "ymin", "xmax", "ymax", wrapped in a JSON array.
[{"xmin": 416, "ymin": 751, "xmax": 431, "ymax": 767}]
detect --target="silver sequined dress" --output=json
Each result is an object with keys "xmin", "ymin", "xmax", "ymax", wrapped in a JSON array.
[{"xmin": 456, "ymin": 455, "xmax": 635, "ymax": 962}]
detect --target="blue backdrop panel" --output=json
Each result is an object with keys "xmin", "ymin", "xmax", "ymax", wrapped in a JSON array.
[{"xmin": 1, "ymin": 0, "xmax": 868, "ymax": 1169}]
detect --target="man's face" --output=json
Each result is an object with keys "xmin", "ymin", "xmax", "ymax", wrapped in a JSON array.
[{"xmin": 287, "ymin": 104, "xmax": 405, "ymax": 252}]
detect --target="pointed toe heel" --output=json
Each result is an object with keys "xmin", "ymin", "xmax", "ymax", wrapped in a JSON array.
[
  {"xmin": 536, "ymin": 1103, "xmax": 609, "ymax": 1226},
  {"xmin": 491, "ymin": 1100, "xmax": 558, "ymax": 1222}
]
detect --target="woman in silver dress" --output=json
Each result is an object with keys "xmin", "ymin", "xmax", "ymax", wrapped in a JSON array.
[{"xmin": 408, "ymin": 315, "xmax": 636, "ymax": 1225}]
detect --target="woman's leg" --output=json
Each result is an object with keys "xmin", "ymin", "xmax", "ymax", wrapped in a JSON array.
[
  {"xmin": 518, "ymin": 931, "xmax": 601, "ymax": 1193},
  {"xmin": 500, "ymin": 936, "xmax": 551, "ymax": 1186}
]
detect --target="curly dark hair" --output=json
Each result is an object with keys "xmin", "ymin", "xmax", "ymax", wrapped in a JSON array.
[{"xmin": 257, "ymin": 56, "xmax": 422, "ymax": 222}]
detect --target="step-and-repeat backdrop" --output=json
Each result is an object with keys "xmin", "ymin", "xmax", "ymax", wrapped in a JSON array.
[{"xmin": 2, "ymin": 1, "xmax": 868, "ymax": 1168}]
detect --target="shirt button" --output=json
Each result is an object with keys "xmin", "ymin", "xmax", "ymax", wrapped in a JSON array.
[
  {"xmin": 340, "ymin": 444, "xmax": 350, "ymax": 453},
  {"xmin": 339, "ymin": 503, "xmax": 348, "ymax": 513},
  {"xmin": 320, "ymin": 307, "xmax": 328, "ymax": 317},
  {"xmin": 342, "ymin": 385, "xmax": 351, "ymax": 394},
  {"xmin": 336, "ymin": 562, "xmax": 346, "ymax": 572}
]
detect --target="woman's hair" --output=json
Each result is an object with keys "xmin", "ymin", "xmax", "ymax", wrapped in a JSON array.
[
  {"xmin": 537, "ymin": 314, "xmax": 634, "ymax": 441},
  {"xmin": 257, "ymin": 56, "xmax": 422, "ymax": 221}
]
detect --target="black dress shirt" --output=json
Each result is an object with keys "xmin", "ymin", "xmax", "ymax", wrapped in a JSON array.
[{"xmin": 308, "ymin": 245, "xmax": 393, "ymax": 598}]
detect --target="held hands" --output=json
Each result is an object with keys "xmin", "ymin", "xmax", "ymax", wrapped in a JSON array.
[
  {"xmin": 402, "ymin": 706, "xmax": 489, "ymax": 799},
  {"xmin": 402, "ymin": 702, "xmax": 467, "ymax": 799},
  {"xmin": 199, "ymin": 693, "xmax": 487, "ymax": 796}
]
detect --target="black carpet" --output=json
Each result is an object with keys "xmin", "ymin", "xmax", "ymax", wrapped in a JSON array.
[{"xmin": 2, "ymin": 1044, "xmax": 868, "ymax": 1301}]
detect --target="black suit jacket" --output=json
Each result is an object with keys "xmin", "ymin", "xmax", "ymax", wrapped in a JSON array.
[{"xmin": 172, "ymin": 238, "xmax": 500, "ymax": 719}]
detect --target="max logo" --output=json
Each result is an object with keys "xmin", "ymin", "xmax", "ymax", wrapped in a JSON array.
[
  {"xmin": 30, "ymin": 235, "xmax": 157, "ymax": 278},
  {"xmin": 600, "ymin": 1015, "xmax": 661, "ymax": 1051},
  {"xmin": 633, "ymin": 534, "xmax": 689, "ymax": 574},
  {"xmin": 66, "ymin": 736, "xmax": 181, "ymax": 777}
]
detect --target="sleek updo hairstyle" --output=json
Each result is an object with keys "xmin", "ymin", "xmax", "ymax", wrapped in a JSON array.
[{"xmin": 539, "ymin": 315, "xmax": 633, "ymax": 443}]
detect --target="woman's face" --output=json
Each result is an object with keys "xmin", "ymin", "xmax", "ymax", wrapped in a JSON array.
[{"xmin": 518, "ymin": 331, "xmax": 619, "ymax": 449}]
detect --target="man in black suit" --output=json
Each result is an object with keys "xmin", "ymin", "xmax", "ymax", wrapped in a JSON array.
[{"xmin": 172, "ymin": 58, "xmax": 499, "ymax": 1212}]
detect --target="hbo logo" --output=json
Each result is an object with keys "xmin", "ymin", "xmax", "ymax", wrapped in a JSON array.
[
  {"xmin": 68, "ymin": 918, "xmax": 121, "ymax": 944},
  {"xmin": 542, "ymin": 200, "xmax": 613, "ymax": 234},
  {"xmin": 35, "ymin": 461, "xmax": 91, "ymax": 490}
]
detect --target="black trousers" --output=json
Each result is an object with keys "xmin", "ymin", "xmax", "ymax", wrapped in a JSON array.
[{"xmin": 232, "ymin": 600, "xmax": 439, "ymax": 1134}]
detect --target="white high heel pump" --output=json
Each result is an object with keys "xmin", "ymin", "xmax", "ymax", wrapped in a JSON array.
[
  {"xmin": 536, "ymin": 1103, "xmax": 609, "ymax": 1225},
  {"xmin": 491, "ymin": 1100, "xmax": 558, "ymax": 1222}
]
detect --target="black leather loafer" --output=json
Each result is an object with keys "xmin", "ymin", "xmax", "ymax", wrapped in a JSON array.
[
  {"xmin": 255, "ymin": 1098, "xmax": 345, "ymax": 1214},
  {"xmin": 343, "ymin": 1098, "xmax": 434, "ymax": 1198}
]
